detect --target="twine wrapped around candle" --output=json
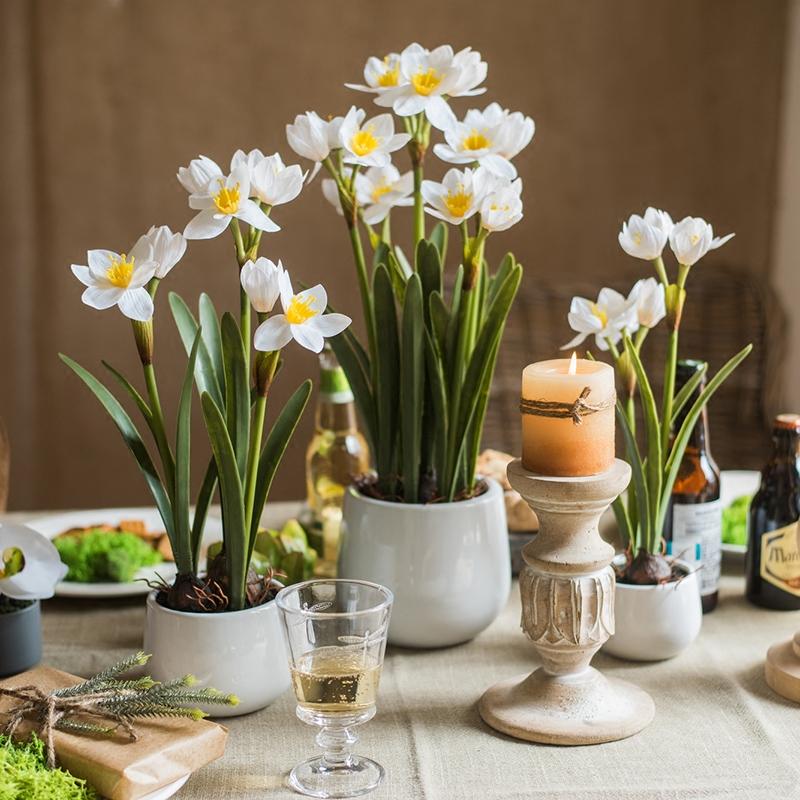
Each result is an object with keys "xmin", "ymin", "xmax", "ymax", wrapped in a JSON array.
[{"xmin": 519, "ymin": 386, "xmax": 616, "ymax": 426}]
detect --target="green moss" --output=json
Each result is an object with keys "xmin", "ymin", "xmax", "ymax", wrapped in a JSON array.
[
  {"xmin": 54, "ymin": 529, "xmax": 162, "ymax": 583},
  {"xmin": 0, "ymin": 598, "xmax": 33, "ymax": 616},
  {"xmin": 0, "ymin": 735, "xmax": 97, "ymax": 799}
]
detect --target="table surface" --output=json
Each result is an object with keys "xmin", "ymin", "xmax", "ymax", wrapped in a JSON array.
[{"xmin": 4, "ymin": 503, "xmax": 800, "ymax": 800}]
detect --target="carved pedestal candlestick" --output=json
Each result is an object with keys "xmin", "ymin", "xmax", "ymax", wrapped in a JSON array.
[
  {"xmin": 766, "ymin": 632, "xmax": 800, "ymax": 702},
  {"xmin": 479, "ymin": 458, "xmax": 655, "ymax": 745}
]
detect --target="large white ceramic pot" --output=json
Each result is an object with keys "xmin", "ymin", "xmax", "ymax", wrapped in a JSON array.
[
  {"xmin": 338, "ymin": 477, "xmax": 510, "ymax": 648},
  {"xmin": 143, "ymin": 592, "xmax": 290, "ymax": 716},
  {"xmin": 603, "ymin": 565, "xmax": 702, "ymax": 661}
]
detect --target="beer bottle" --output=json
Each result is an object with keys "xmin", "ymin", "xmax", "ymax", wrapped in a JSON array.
[
  {"xmin": 664, "ymin": 359, "xmax": 722, "ymax": 613},
  {"xmin": 305, "ymin": 347, "xmax": 370, "ymax": 577},
  {"xmin": 746, "ymin": 414, "xmax": 800, "ymax": 610}
]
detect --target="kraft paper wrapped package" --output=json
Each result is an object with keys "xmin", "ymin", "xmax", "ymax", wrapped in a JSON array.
[{"xmin": 0, "ymin": 665, "xmax": 228, "ymax": 800}]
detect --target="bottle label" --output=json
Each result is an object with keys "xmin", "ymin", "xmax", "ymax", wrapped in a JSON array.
[
  {"xmin": 760, "ymin": 522, "xmax": 800, "ymax": 597},
  {"xmin": 669, "ymin": 499, "xmax": 722, "ymax": 596}
]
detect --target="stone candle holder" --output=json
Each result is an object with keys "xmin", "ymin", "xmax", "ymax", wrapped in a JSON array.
[{"xmin": 479, "ymin": 458, "xmax": 655, "ymax": 745}]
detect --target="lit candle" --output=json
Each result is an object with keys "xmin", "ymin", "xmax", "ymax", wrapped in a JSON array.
[{"xmin": 521, "ymin": 353, "xmax": 616, "ymax": 476}]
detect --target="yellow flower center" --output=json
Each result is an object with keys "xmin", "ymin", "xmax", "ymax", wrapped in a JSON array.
[
  {"xmin": 106, "ymin": 254, "xmax": 135, "ymax": 288},
  {"xmin": 371, "ymin": 181, "xmax": 393, "ymax": 204},
  {"xmin": 378, "ymin": 58, "xmax": 400, "ymax": 87},
  {"xmin": 632, "ymin": 232, "xmax": 643, "ymax": 246},
  {"xmin": 443, "ymin": 186, "xmax": 472, "ymax": 218},
  {"xmin": 591, "ymin": 303, "xmax": 608, "ymax": 327},
  {"xmin": 462, "ymin": 129, "xmax": 491, "ymax": 151},
  {"xmin": 412, "ymin": 67, "xmax": 441, "ymax": 96},
  {"xmin": 213, "ymin": 183, "xmax": 241, "ymax": 215},
  {"xmin": 286, "ymin": 295, "xmax": 318, "ymax": 325},
  {"xmin": 350, "ymin": 126, "xmax": 380, "ymax": 157},
  {"xmin": 689, "ymin": 233, "xmax": 701, "ymax": 245}
]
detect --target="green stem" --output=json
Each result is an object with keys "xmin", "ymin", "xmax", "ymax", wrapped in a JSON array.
[
  {"xmin": 231, "ymin": 218, "xmax": 246, "ymax": 265},
  {"xmin": 243, "ymin": 394, "xmax": 267, "ymax": 537},
  {"xmin": 652, "ymin": 255, "xmax": 669, "ymax": 287},
  {"xmin": 412, "ymin": 158, "xmax": 425, "ymax": 248},
  {"xmin": 143, "ymin": 361, "xmax": 175, "ymax": 495},
  {"xmin": 347, "ymin": 216, "xmax": 376, "ymax": 359},
  {"xmin": 240, "ymin": 288, "xmax": 251, "ymax": 367}
]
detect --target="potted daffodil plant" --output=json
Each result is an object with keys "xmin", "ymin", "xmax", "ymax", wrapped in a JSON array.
[
  {"xmin": 563, "ymin": 208, "xmax": 751, "ymax": 660},
  {"xmin": 0, "ymin": 524, "xmax": 67, "ymax": 677},
  {"xmin": 287, "ymin": 43, "xmax": 533, "ymax": 647},
  {"xmin": 63, "ymin": 150, "xmax": 351, "ymax": 714}
]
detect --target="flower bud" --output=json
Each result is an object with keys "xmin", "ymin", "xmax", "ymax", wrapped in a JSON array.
[
  {"xmin": 665, "ymin": 284, "xmax": 686, "ymax": 331},
  {"xmin": 131, "ymin": 319, "xmax": 154, "ymax": 365}
]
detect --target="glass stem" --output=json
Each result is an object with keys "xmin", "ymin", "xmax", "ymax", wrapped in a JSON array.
[{"xmin": 316, "ymin": 724, "xmax": 357, "ymax": 769}]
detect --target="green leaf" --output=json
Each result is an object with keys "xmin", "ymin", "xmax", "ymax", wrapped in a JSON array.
[
  {"xmin": 198, "ymin": 293, "xmax": 225, "ymax": 398},
  {"xmin": 622, "ymin": 332, "xmax": 662, "ymax": 552},
  {"xmin": 444, "ymin": 265, "xmax": 464, "ymax": 374},
  {"xmin": 446, "ymin": 264, "xmax": 522, "ymax": 500},
  {"xmin": 173, "ymin": 333, "xmax": 201, "ymax": 572},
  {"xmin": 424, "ymin": 330, "xmax": 448, "ymax": 487},
  {"xmin": 191, "ymin": 458, "xmax": 217, "ymax": 572},
  {"xmin": 59, "ymin": 355, "xmax": 179, "ymax": 566},
  {"xmin": 393, "ymin": 244, "xmax": 413, "ymax": 278},
  {"xmin": 429, "ymin": 222, "xmax": 448, "ymax": 264},
  {"xmin": 221, "ymin": 313, "xmax": 250, "ymax": 479},
  {"xmin": 201, "ymin": 391, "xmax": 247, "ymax": 610},
  {"xmin": 101, "ymin": 362, "xmax": 153, "ymax": 427},
  {"xmin": 429, "ymin": 291, "xmax": 449, "ymax": 358},
  {"xmin": 329, "ymin": 330, "xmax": 376, "ymax": 452},
  {"xmin": 169, "ymin": 292, "xmax": 224, "ymax": 409},
  {"xmin": 658, "ymin": 344, "xmax": 752, "ymax": 533},
  {"xmin": 417, "ymin": 240, "xmax": 443, "ymax": 315},
  {"xmin": 670, "ymin": 362, "xmax": 708, "ymax": 425},
  {"xmin": 616, "ymin": 399, "xmax": 651, "ymax": 550},
  {"xmin": 249, "ymin": 380, "xmax": 312, "ymax": 547},
  {"xmin": 487, "ymin": 253, "xmax": 516, "ymax": 307},
  {"xmin": 400, "ymin": 274, "xmax": 425, "ymax": 502},
  {"xmin": 372, "ymin": 265, "xmax": 401, "ymax": 481}
]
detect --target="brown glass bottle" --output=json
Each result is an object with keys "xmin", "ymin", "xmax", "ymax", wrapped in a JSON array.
[
  {"xmin": 745, "ymin": 414, "xmax": 800, "ymax": 610},
  {"xmin": 664, "ymin": 360, "xmax": 721, "ymax": 613}
]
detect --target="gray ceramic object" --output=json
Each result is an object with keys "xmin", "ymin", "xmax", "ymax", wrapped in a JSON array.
[{"xmin": 0, "ymin": 600, "xmax": 42, "ymax": 677}]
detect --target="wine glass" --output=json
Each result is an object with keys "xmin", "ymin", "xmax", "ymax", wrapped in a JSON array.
[{"xmin": 276, "ymin": 579, "xmax": 393, "ymax": 798}]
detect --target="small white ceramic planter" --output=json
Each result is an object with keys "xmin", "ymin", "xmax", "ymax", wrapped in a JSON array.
[
  {"xmin": 143, "ymin": 592, "xmax": 290, "ymax": 716},
  {"xmin": 338, "ymin": 477, "xmax": 510, "ymax": 648},
  {"xmin": 604, "ymin": 565, "xmax": 703, "ymax": 661}
]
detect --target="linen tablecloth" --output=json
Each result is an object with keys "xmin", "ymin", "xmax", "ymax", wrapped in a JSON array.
[{"xmin": 5, "ymin": 505, "xmax": 800, "ymax": 799}]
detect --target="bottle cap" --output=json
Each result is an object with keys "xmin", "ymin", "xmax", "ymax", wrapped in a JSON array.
[
  {"xmin": 775, "ymin": 413, "xmax": 800, "ymax": 431},
  {"xmin": 676, "ymin": 359, "xmax": 706, "ymax": 385},
  {"xmin": 319, "ymin": 348, "xmax": 354, "ymax": 402}
]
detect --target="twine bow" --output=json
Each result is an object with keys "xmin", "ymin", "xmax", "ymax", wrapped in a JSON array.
[
  {"xmin": 519, "ymin": 386, "xmax": 616, "ymax": 426},
  {"xmin": 0, "ymin": 685, "xmax": 136, "ymax": 768}
]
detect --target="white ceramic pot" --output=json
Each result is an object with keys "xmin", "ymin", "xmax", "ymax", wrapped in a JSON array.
[
  {"xmin": 338, "ymin": 477, "xmax": 510, "ymax": 648},
  {"xmin": 143, "ymin": 592, "xmax": 290, "ymax": 716},
  {"xmin": 603, "ymin": 565, "xmax": 703, "ymax": 661}
]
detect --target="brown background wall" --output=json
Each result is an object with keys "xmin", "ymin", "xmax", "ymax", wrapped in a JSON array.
[{"xmin": 0, "ymin": 0, "xmax": 789, "ymax": 510}]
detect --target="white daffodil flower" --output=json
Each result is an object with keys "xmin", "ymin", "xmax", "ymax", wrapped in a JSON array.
[
  {"xmin": 129, "ymin": 225, "xmax": 186, "ymax": 280},
  {"xmin": 434, "ymin": 104, "xmax": 535, "ymax": 179},
  {"xmin": 562, "ymin": 288, "xmax": 640, "ymax": 351},
  {"xmin": 71, "ymin": 246, "xmax": 157, "ymax": 321},
  {"xmin": 618, "ymin": 207, "xmax": 674, "ymax": 260},
  {"xmin": 177, "ymin": 155, "xmax": 223, "ymax": 195},
  {"xmin": 354, "ymin": 165, "xmax": 414, "ymax": 224},
  {"xmin": 0, "ymin": 524, "xmax": 67, "ymax": 600},
  {"xmin": 253, "ymin": 272, "xmax": 351, "ymax": 354},
  {"xmin": 230, "ymin": 148, "xmax": 267, "ymax": 184},
  {"xmin": 374, "ymin": 43, "xmax": 485, "ymax": 130},
  {"xmin": 421, "ymin": 166, "xmax": 492, "ymax": 225},
  {"xmin": 251, "ymin": 153, "xmax": 305, "ymax": 206},
  {"xmin": 184, "ymin": 167, "xmax": 279, "ymax": 240},
  {"xmin": 480, "ymin": 177, "xmax": 523, "ymax": 232},
  {"xmin": 628, "ymin": 277, "xmax": 666, "ymax": 329},
  {"xmin": 669, "ymin": 216, "xmax": 735, "ymax": 267},
  {"xmin": 286, "ymin": 111, "xmax": 339, "ymax": 181},
  {"xmin": 240, "ymin": 257, "xmax": 284, "ymax": 314},
  {"xmin": 345, "ymin": 53, "xmax": 405, "ymax": 94},
  {"xmin": 338, "ymin": 106, "xmax": 411, "ymax": 168},
  {"xmin": 321, "ymin": 178, "xmax": 344, "ymax": 216}
]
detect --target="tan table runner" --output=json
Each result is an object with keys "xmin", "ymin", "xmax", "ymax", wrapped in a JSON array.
[{"xmin": 5, "ymin": 507, "xmax": 800, "ymax": 799}]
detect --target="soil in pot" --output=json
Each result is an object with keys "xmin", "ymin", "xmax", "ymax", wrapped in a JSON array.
[{"xmin": 354, "ymin": 473, "xmax": 490, "ymax": 505}]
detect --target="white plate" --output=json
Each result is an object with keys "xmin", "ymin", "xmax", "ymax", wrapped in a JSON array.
[
  {"xmin": 720, "ymin": 469, "xmax": 761, "ymax": 554},
  {"xmin": 25, "ymin": 508, "xmax": 222, "ymax": 598}
]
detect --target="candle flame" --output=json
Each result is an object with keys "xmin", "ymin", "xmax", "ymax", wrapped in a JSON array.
[{"xmin": 568, "ymin": 352, "xmax": 577, "ymax": 375}]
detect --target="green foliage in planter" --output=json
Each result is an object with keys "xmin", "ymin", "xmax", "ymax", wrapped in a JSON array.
[
  {"xmin": 0, "ymin": 734, "xmax": 97, "ymax": 800},
  {"xmin": 330, "ymin": 227, "xmax": 522, "ymax": 503}
]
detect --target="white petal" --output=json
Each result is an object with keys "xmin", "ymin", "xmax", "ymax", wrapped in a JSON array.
[
  {"xmin": 254, "ymin": 316, "xmax": 293, "ymax": 351},
  {"xmin": 298, "ymin": 284, "xmax": 327, "ymax": 313},
  {"xmin": 291, "ymin": 323, "xmax": 325, "ymax": 353},
  {"xmin": 82, "ymin": 286, "xmax": 123, "ymax": 310},
  {"xmin": 118, "ymin": 288, "xmax": 154, "ymax": 321},
  {"xmin": 561, "ymin": 331, "xmax": 590, "ymax": 350},
  {"xmin": 71, "ymin": 265, "xmax": 93, "ymax": 287},
  {"xmin": 311, "ymin": 312, "xmax": 352, "ymax": 338},
  {"xmin": 184, "ymin": 209, "xmax": 230, "ymax": 240},
  {"xmin": 236, "ymin": 200, "xmax": 280, "ymax": 232},
  {"xmin": 87, "ymin": 249, "xmax": 116, "ymax": 274},
  {"xmin": 425, "ymin": 96, "xmax": 457, "ymax": 131}
]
